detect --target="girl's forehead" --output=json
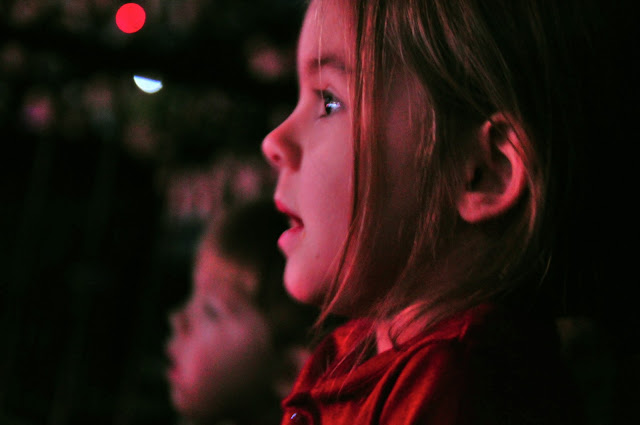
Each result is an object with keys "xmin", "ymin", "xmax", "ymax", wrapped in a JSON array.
[{"xmin": 297, "ymin": 0, "xmax": 354, "ymax": 76}]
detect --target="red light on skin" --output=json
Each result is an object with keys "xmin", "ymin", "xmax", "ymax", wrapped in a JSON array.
[{"xmin": 116, "ymin": 3, "xmax": 146, "ymax": 34}]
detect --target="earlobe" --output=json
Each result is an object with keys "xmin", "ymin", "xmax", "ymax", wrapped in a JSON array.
[{"xmin": 457, "ymin": 113, "xmax": 529, "ymax": 223}]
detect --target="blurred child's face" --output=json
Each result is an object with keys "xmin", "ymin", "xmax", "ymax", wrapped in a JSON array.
[
  {"xmin": 166, "ymin": 245, "xmax": 271, "ymax": 420},
  {"xmin": 262, "ymin": 0, "xmax": 422, "ymax": 310}
]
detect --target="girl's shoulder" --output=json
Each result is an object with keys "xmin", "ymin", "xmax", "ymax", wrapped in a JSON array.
[
  {"xmin": 325, "ymin": 303, "xmax": 493, "ymax": 358},
  {"xmin": 286, "ymin": 306, "xmax": 493, "ymax": 399},
  {"xmin": 283, "ymin": 305, "xmax": 580, "ymax": 425},
  {"xmin": 386, "ymin": 304, "xmax": 581, "ymax": 424}
]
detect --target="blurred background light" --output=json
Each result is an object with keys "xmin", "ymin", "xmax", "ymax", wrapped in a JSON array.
[
  {"xmin": 133, "ymin": 75, "xmax": 163, "ymax": 94},
  {"xmin": 116, "ymin": 3, "xmax": 146, "ymax": 34}
]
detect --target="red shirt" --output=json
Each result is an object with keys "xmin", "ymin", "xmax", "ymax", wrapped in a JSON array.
[{"xmin": 281, "ymin": 305, "xmax": 580, "ymax": 425}]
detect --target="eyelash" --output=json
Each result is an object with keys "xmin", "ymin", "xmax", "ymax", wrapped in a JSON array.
[{"xmin": 317, "ymin": 90, "xmax": 343, "ymax": 117}]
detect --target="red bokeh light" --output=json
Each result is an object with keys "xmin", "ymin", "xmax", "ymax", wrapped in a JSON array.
[{"xmin": 115, "ymin": 3, "xmax": 146, "ymax": 34}]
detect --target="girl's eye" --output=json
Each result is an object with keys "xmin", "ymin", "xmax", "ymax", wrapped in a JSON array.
[{"xmin": 320, "ymin": 91, "xmax": 343, "ymax": 117}]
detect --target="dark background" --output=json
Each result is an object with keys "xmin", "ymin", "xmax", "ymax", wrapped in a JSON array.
[
  {"xmin": 1, "ymin": 1, "xmax": 303, "ymax": 424},
  {"xmin": 1, "ymin": 1, "xmax": 638, "ymax": 425}
]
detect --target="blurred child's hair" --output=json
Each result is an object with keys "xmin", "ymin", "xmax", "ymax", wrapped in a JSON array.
[
  {"xmin": 317, "ymin": 0, "xmax": 604, "ymax": 332},
  {"xmin": 200, "ymin": 197, "xmax": 315, "ymax": 348}
]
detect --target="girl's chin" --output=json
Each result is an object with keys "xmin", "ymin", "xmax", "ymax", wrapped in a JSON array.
[
  {"xmin": 284, "ymin": 269, "xmax": 366, "ymax": 316},
  {"xmin": 284, "ymin": 261, "xmax": 331, "ymax": 307},
  {"xmin": 283, "ymin": 268, "xmax": 324, "ymax": 307}
]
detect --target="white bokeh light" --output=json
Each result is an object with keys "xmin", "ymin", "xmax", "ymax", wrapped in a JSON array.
[{"xmin": 133, "ymin": 75, "xmax": 163, "ymax": 94}]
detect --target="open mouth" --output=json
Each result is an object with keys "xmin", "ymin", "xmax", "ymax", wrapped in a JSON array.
[
  {"xmin": 287, "ymin": 214, "xmax": 303, "ymax": 230},
  {"xmin": 275, "ymin": 199, "xmax": 304, "ymax": 252},
  {"xmin": 275, "ymin": 200, "xmax": 303, "ymax": 229}
]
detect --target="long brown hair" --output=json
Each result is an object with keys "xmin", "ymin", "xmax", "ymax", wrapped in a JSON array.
[{"xmin": 316, "ymin": 0, "xmax": 600, "ymax": 340}]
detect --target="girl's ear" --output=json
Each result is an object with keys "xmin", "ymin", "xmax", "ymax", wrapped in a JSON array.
[{"xmin": 456, "ymin": 113, "xmax": 528, "ymax": 223}]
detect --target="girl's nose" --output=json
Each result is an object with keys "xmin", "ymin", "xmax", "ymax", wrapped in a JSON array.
[{"xmin": 261, "ymin": 115, "xmax": 301, "ymax": 171}]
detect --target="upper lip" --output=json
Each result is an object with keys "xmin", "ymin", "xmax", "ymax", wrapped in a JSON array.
[{"xmin": 275, "ymin": 199, "xmax": 303, "ymax": 226}]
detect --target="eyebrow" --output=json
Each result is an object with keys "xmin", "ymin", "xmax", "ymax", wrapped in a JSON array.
[{"xmin": 303, "ymin": 54, "xmax": 350, "ymax": 77}]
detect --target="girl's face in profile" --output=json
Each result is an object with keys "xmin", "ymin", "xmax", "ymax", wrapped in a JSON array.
[
  {"xmin": 166, "ymin": 246, "xmax": 270, "ymax": 419},
  {"xmin": 262, "ymin": 0, "xmax": 422, "ymax": 310}
]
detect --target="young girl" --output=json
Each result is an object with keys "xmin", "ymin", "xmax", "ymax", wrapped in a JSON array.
[
  {"xmin": 166, "ymin": 199, "xmax": 316, "ymax": 425},
  {"xmin": 261, "ymin": 0, "xmax": 614, "ymax": 423}
]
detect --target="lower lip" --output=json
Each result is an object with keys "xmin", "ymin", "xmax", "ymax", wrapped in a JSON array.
[{"xmin": 278, "ymin": 224, "xmax": 304, "ymax": 254}]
